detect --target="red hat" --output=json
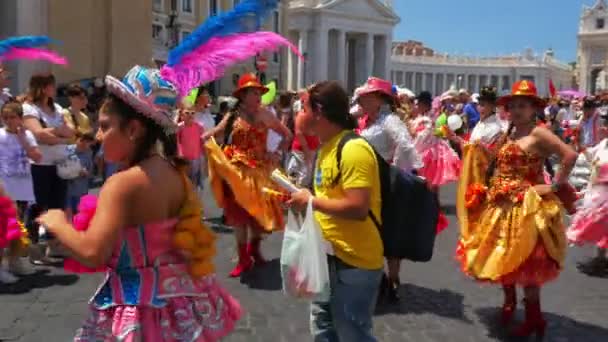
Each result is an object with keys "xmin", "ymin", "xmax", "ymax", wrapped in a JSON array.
[
  {"xmin": 233, "ymin": 73, "xmax": 269, "ymax": 97},
  {"xmin": 497, "ymin": 80, "xmax": 546, "ymax": 108},
  {"xmin": 356, "ymin": 77, "xmax": 394, "ymax": 99}
]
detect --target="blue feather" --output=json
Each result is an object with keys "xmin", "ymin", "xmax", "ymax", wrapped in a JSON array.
[
  {"xmin": 167, "ymin": 0, "xmax": 278, "ymax": 66},
  {"xmin": 0, "ymin": 36, "xmax": 53, "ymax": 55}
]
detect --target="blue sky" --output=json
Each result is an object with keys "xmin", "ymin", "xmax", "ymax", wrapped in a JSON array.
[{"xmin": 393, "ymin": 0, "xmax": 598, "ymax": 63}]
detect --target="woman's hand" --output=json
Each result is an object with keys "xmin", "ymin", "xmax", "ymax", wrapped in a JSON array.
[
  {"xmin": 533, "ymin": 184, "xmax": 553, "ymax": 196},
  {"xmin": 37, "ymin": 209, "xmax": 71, "ymax": 234}
]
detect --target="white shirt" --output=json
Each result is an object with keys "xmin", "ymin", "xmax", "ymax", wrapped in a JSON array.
[
  {"xmin": 22, "ymin": 102, "xmax": 68, "ymax": 165},
  {"xmin": 469, "ymin": 114, "xmax": 505, "ymax": 147},
  {"xmin": 360, "ymin": 110, "xmax": 423, "ymax": 171},
  {"xmin": 194, "ymin": 110, "xmax": 216, "ymax": 132},
  {"xmin": 0, "ymin": 128, "xmax": 37, "ymax": 201}
]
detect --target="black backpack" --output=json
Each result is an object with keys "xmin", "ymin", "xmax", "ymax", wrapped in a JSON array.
[{"xmin": 331, "ymin": 132, "xmax": 439, "ymax": 262}]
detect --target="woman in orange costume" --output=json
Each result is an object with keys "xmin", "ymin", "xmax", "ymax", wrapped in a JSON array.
[
  {"xmin": 456, "ymin": 80, "xmax": 577, "ymax": 338},
  {"xmin": 204, "ymin": 73, "xmax": 292, "ymax": 277}
]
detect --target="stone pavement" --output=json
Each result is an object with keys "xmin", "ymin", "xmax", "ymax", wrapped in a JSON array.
[{"xmin": 0, "ymin": 184, "xmax": 607, "ymax": 341}]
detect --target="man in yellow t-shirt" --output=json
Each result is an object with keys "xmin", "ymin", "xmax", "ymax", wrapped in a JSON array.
[{"xmin": 289, "ymin": 81, "xmax": 383, "ymax": 342}]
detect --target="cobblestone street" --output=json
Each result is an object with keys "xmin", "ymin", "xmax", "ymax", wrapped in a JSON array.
[{"xmin": 1, "ymin": 184, "xmax": 607, "ymax": 341}]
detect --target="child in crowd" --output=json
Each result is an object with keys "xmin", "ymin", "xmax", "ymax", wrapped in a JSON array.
[
  {"xmin": 65, "ymin": 132, "xmax": 95, "ymax": 218},
  {"xmin": 177, "ymin": 106, "xmax": 205, "ymax": 189},
  {"xmin": 0, "ymin": 102, "xmax": 41, "ymax": 281}
]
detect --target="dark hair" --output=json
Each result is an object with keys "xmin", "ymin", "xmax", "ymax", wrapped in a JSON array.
[
  {"xmin": 27, "ymin": 73, "xmax": 56, "ymax": 108},
  {"xmin": 75, "ymin": 131, "xmax": 96, "ymax": 142},
  {"xmin": 278, "ymin": 92, "xmax": 294, "ymax": 108},
  {"xmin": 308, "ymin": 81, "xmax": 356, "ymax": 130},
  {"xmin": 219, "ymin": 101, "xmax": 229, "ymax": 113},
  {"xmin": 66, "ymin": 83, "xmax": 87, "ymax": 98},
  {"xmin": 1, "ymin": 101, "xmax": 24, "ymax": 118},
  {"xmin": 101, "ymin": 94, "xmax": 187, "ymax": 169},
  {"xmin": 485, "ymin": 122, "xmax": 515, "ymax": 183}
]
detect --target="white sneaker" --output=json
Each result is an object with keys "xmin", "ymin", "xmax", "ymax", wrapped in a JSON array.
[
  {"xmin": 0, "ymin": 268, "xmax": 18, "ymax": 284},
  {"xmin": 9, "ymin": 258, "xmax": 35, "ymax": 276}
]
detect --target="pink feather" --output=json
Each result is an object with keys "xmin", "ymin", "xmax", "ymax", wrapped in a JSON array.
[
  {"xmin": 161, "ymin": 31, "xmax": 302, "ymax": 96},
  {"xmin": 1, "ymin": 47, "xmax": 68, "ymax": 65}
]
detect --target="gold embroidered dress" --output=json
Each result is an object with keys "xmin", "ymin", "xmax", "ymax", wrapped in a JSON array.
[
  {"xmin": 457, "ymin": 142, "xmax": 566, "ymax": 285},
  {"xmin": 205, "ymin": 117, "xmax": 284, "ymax": 232}
]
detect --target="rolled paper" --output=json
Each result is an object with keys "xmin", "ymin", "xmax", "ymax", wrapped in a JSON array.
[{"xmin": 271, "ymin": 169, "xmax": 299, "ymax": 193}]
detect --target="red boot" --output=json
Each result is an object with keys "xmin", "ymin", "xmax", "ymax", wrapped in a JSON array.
[
  {"xmin": 510, "ymin": 298, "xmax": 546, "ymax": 338},
  {"xmin": 229, "ymin": 243, "xmax": 253, "ymax": 278},
  {"xmin": 501, "ymin": 285, "xmax": 517, "ymax": 326},
  {"xmin": 247, "ymin": 237, "xmax": 267, "ymax": 265}
]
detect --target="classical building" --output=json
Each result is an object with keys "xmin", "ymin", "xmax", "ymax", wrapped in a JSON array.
[
  {"xmin": 391, "ymin": 44, "xmax": 574, "ymax": 97},
  {"xmin": 577, "ymin": 0, "xmax": 608, "ymax": 94},
  {"xmin": 286, "ymin": 0, "xmax": 400, "ymax": 92}
]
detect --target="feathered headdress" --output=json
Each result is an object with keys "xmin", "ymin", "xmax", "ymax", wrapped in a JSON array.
[
  {"xmin": 161, "ymin": 0, "xmax": 302, "ymax": 96},
  {"xmin": 0, "ymin": 36, "xmax": 68, "ymax": 65}
]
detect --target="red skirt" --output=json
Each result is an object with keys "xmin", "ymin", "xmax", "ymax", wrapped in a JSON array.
[
  {"xmin": 456, "ymin": 241, "xmax": 560, "ymax": 286},
  {"xmin": 223, "ymin": 182, "xmax": 264, "ymax": 231}
]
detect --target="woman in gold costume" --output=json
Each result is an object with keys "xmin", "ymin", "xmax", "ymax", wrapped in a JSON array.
[
  {"xmin": 204, "ymin": 73, "xmax": 292, "ymax": 277},
  {"xmin": 456, "ymin": 80, "xmax": 577, "ymax": 338}
]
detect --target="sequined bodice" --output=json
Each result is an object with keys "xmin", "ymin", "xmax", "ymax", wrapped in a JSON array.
[
  {"xmin": 488, "ymin": 142, "xmax": 544, "ymax": 202},
  {"xmin": 228, "ymin": 117, "xmax": 269, "ymax": 161},
  {"xmin": 92, "ymin": 219, "xmax": 212, "ymax": 309}
]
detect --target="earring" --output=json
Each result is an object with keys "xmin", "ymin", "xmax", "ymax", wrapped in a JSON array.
[{"xmin": 129, "ymin": 136, "xmax": 135, "ymax": 141}]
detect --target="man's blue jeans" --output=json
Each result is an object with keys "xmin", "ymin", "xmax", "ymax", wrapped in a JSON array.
[{"xmin": 310, "ymin": 256, "xmax": 383, "ymax": 342}]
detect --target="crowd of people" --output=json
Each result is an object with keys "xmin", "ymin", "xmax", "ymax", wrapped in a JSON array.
[
  {"xmin": 2, "ymin": 55, "xmax": 608, "ymax": 339},
  {"xmin": 0, "ymin": 2, "xmax": 607, "ymax": 341}
]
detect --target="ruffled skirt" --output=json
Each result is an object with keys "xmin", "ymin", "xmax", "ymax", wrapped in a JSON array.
[
  {"xmin": 416, "ymin": 139, "xmax": 461, "ymax": 187},
  {"xmin": 456, "ymin": 188, "xmax": 566, "ymax": 286},
  {"xmin": 205, "ymin": 139, "xmax": 284, "ymax": 232},
  {"xmin": 567, "ymin": 186, "xmax": 608, "ymax": 248},
  {"xmin": 74, "ymin": 289, "xmax": 241, "ymax": 341}
]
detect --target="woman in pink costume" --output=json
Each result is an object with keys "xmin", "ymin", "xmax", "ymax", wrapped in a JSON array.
[
  {"xmin": 37, "ymin": 66, "xmax": 241, "ymax": 341},
  {"xmin": 568, "ymin": 124, "xmax": 608, "ymax": 249},
  {"xmin": 409, "ymin": 91, "xmax": 461, "ymax": 194}
]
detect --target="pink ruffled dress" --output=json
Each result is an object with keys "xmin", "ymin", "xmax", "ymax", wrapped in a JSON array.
[
  {"xmin": 411, "ymin": 114, "xmax": 461, "ymax": 186},
  {"xmin": 74, "ymin": 218, "xmax": 241, "ymax": 341},
  {"xmin": 567, "ymin": 139, "xmax": 608, "ymax": 249}
]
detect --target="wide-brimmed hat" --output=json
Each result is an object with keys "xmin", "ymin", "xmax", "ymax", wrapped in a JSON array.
[
  {"xmin": 415, "ymin": 91, "xmax": 433, "ymax": 106},
  {"xmin": 478, "ymin": 86, "xmax": 498, "ymax": 104},
  {"xmin": 497, "ymin": 80, "xmax": 546, "ymax": 108},
  {"xmin": 233, "ymin": 73, "xmax": 269, "ymax": 97},
  {"xmin": 105, "ymin": 65, "xmax": 178, "ymax": 133},
  {"xmin": 356, "ymin": 77, "xmax": 394, "ymax": 99}
]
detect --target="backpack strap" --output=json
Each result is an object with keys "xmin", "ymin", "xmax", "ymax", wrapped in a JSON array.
[{"xmin": 333, "ymin": 131, "xmax": 382, "ymax": 230}]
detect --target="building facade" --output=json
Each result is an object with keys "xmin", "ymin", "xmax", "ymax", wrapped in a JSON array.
[
  {"xmin": 0, "ymin": 0, "xmax": 285, "ymax": 96},
  {"xmin": 577, "ymin": 0, "xmax": 608, "ymax": 94},
  {"xmin": 152, "ymin": 0, "xmax": 286, "ymax": 96},
  {"xmin": 286, "ymin": 0, "xmax": 400, "ymax": 92},
  {"xmin": 391, "ymin": 43, "xmax": 573, "ymax": 97},
  {"xmin": 0, "ymin": 0, "xmax": 152, "ymax": 94}
]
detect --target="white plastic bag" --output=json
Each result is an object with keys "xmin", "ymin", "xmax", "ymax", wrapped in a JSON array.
[{"xmin": 280, "ymin": 199, "xmax": 329, "ymax": 299}]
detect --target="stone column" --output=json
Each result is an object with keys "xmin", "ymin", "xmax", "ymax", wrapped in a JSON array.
[
  {"xmin": 314, "ymin": 27, "xmax": 328, "ymax": 82},
  {"xmin": 336, "ymin": 29, "xmax": 346, "ymax": 85},
  {"xmin": 297, "ymin": 30, "xmax": 308, "ymax": 89},
  {"xmin": 365, "ymin": 33, "xmax": 374, "ymax": 78},
  {"xmin": 384, "ymin": 33, "xmax": 392, "ymax": 79}
]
